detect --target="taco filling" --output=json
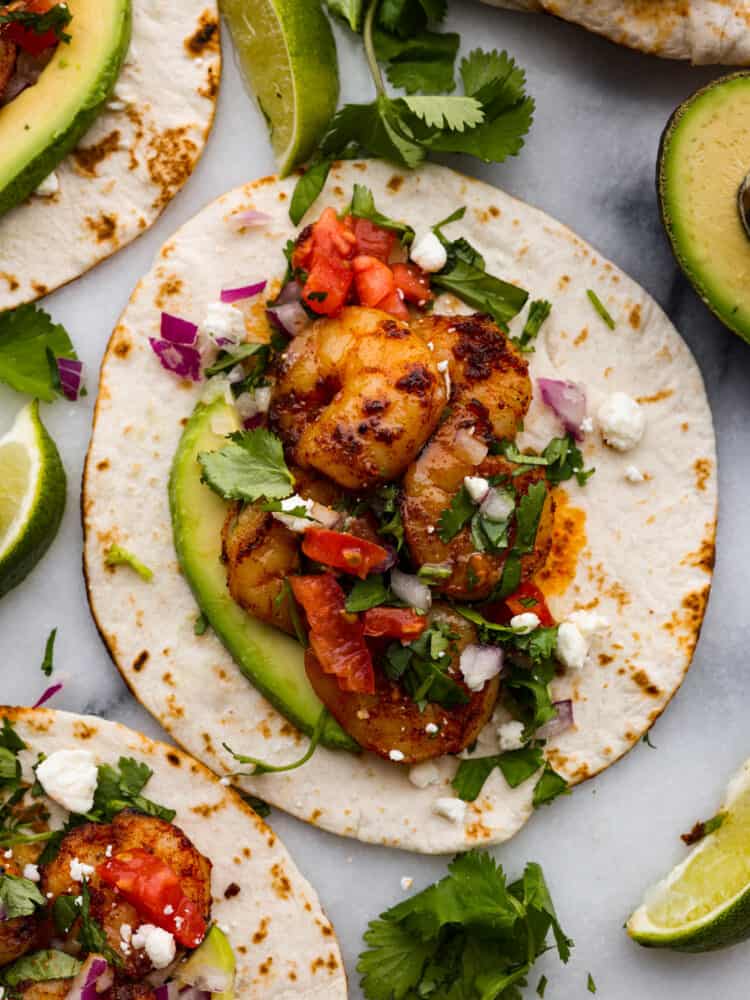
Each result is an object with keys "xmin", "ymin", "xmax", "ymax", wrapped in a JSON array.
[{"xmin": 0, "ymin": 1, "xmax": 70, "ymax": 105}]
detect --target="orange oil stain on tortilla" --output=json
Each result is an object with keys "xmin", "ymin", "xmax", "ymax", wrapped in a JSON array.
[
  {"xmin": 387, "ymin": 174, "xmax": 404, "ymax": 192},
  {"xmin": 694, "ymin": 457, "xmax": 712, "ymax": 491},
  {"xmin": 682, "ymin": 528, "xmax": 716, "ymax": 574},
  {"xmin": 85, "ymin": 213, "xmax": 118, "ymax": 242},
  {"xmin": 184, "ymin": 10, "xmax": 219, "ymax": 56},
  {"xmin": 573, "ymin": 327, "xmax": 588, "ymax": 346},
  {"xmin": 637, "ymin": 387, "xmax": 674, "ymax": 404},
  {"xmin": 147, "ymin": 128, "xmax": 199, "ymax": 211},
  {"xmin": 199, "ymin": 65, "xmax": 219, "ymax": 101},
  {"xmin": 663, "ymin": 585, "xmax": 711, "ymax": 655},
  {"xmin": 534, "ymin": 488, "xmax": 587, "ymax": 597},
  {"xmin": 73, "ymin": 130, "xmax": 121, "ymax": 176},
  {"xmin": 0, "ymin": 272, "xmax": 19, "ymax": 291},
  {"xmin": 629, "ymin": 303, "xmax": 642, "ymax": 329}
]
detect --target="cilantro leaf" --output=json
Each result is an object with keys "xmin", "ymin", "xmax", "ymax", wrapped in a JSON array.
[
  {"xmin": 240, "ymin": 793, "xmax": 271, "ymax": 818},
  {"xmin": 345, "ymin": 574, "xmax": 390, "ymax": 612},
  {"xmin": 588, "ymin": 972, "xmax": 597, "ymax": 993},
  {"xmin": 452, "ymin": 746, "xmax": 544, "ymax": 802},
  {"xmin": 91, "ymin": 757, "xmax": 175, "ymax": 823},
  {"xmin": 384, "ymin": 620, "xmax": 468, "ymax": 710},
  {"xmin": 289, "ymin": 159, "xmax": 333, "ymax": 226},
  {"xmin": 78, "ymin": 881, "xmax": 122, "ymax": 966},
  {"xmin": 374, "ymin": 27, "xmax": 459, "ymax": 94},
  {"xmin": 104, "ymin": 545, "xmax": 153, "ymax": 582},
  {"xmin": 496, "ymin": 435, "xmax": 594, "ymax": 487},
  {"xmin": 350, "ymin": 184, "xmax": 415, "ymax": 242},
  {"xmin": 431, "ymin": 250, "xmax": 529, "ymax": 327},
  {"xmin": 403, "ymin": 95, "xmax": 484, "ymax": 131},
  {"xmin": 437, "ymin": 483, "xmax": 475, "ymax": 542},
  {"xmin": 0, "ymin": 305, "xmax": 78, "ymax": 402},
  {"xmin": 515, "ymin": 480, "xmax": 547, "ymax": 554},
  {"xmin": 1, "ymin": 951, "xmax": 82, "ymax": 988},
  {"xmin": 460, "ymin": 48, "xmax": 527, "ymax": 101},
  {"xmin": 198, "ymin": 429, "xmax": 294, "ymax": 503},
  {"xmin": 52, "ymin": 895, "xmax": 79, "ymax": 935},
  {"xmin": 358, "ymin": 917, "xmax": 434, "ymax": 1000},
  {"xmin": 0, "ymin": 874, "xmax": 45, "ymax": 919},
  {"xmin": 40, "ymin": 629, "xmax": 57, "ymax": 677},
  {"xmin": 0, "ymin": 719, "xmax": 25, "ymax": 754},
  {"xmin": 513, "ymin": 299, "xmax": 552, "ymax": 353},
  {"xmin": 203, "ymin": 342, "xmax": 268, "ymax": 378},
  {"xmin": 321, "ymin": 98, "xmax": 426, "ymax": 169},
  {"xmin": 378, "ymin": 0, "xmax": 447, "ymax": 37},
  {"xmin": 323, "ymin": 0, "xmax": 364, "ymax": 31},
  {"xmin": 532, "ymin": 764, "xmax": 570, "ymax": 808}
]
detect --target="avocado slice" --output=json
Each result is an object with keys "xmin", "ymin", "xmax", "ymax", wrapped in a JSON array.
[
  {"xmin": 0, "ymin": 0, "xmax": 131, "ymax": 217},
  {"xmin": 658, "ymin": 72, "xmax": 750, "ymax": 343},
  {"xmin": 168, "ymin": 396, "xmax": 357, "ymax": 752},
  {"xmin": 175, "ymin": 926, "xmax": 235, "ymax": 1000}
]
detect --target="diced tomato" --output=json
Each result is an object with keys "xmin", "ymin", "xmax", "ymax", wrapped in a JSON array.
[
  {"xmin": 392, "ymin": 263, "xmax": 433, "ymax": 305},
  {"xmin": 351, "ymin": 256, "xmax": 409, "ymax": 319},
  {"xmin": 290, "ymin": 574, "xmax": 375, "ymax": 694},
  {"xmin": 504, "ymin": 581, "xmax": 555, "ymax": 626},
  {"xmin": 4, "ymin": 0, "xmax": 63, "ymax": 55},
  {"xmin": 97, "ymin": 849, "xmax": 207, "ymax": 948},
  {"xmin": 362, "ymin": 607, "xmax": 427, "ymax": 641},
  {"xmin": 302, "ymin": 527, "xmax": 390, "ymax": 580},
  {"xmin": 293, "ymin": 207, "xmax": 356, "ymax": 316},
  {"xmin": 376, "ymin": 287, "xmax": 409, "ymax": 320},
  {"xmin": 351, "ymin": 217, "xmax": 396, "ymax": 262}
]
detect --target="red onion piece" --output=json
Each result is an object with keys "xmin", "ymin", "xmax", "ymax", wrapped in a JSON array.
[
  {"xmin": 266, "ymin": 301, "xmax": 311, "ymax": 338},
  {"xmin": 275, "ymin": 280, "xmax": 303, "ymax": 305},
  {"xmin": 220, "ymin": 280, "xmax": 267, "ymax": 304},
  {"xmin": 154, "ymin": 984, "xmax": 180, "ymax": 1000},
  {"xmin": 454, "ymin": 429, "xmax": 488, "ymax": 466},
  {"xmin": 390, "ymin": 569, "xmax": 431, "ymax": 612},
  {"xmin": 309, "ymin": 502, "xmax": 342, "ymax": 530},
  {"xmin": 161, "ymin": 312, "xmax": 198, "ymax": 346},
  {"xmin": 177, "ymin": 988, "xmax": 211, "ymax": 1000},
  {"xmin": 56, "ymin": 358, "xmax": 84, "ymax": 401},
  {"xmin": 536, "ymin": 699, "xmax": 574, "ymax": 740},
  {"xmin": 232, "ymin": 209, "xmax": 271, "ymax": 229},
  {"xmin": 149, "ymin": 340, "xmax": 202, "ymax": 382},
  {"xmin": 33, "ymin": 682, "xmax": 63, "ymax": 708},
  {"xmin": 480, "ymin": 487, "xmax": 515, "ymax": 523},
  {"xmin": 371, "ymin": 544, "xmax": 397, "ymax": 574},
  {"xmin": 67, "ymin": 955, "xmax": 110, "ymax": 1000},
  {"xmin": 537, "ymin": 378, "xmax": 587, "ymax": 441}
]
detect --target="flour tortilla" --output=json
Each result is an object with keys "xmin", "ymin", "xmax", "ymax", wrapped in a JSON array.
[
  {"xmin": 1, "ymin": 706, "xmax": 347, "ymax": 998},
  {"xmin": 480, "ymin": 0, "xmax": 750, "ymax": 64},
  {"xmin": 82, "ymin": 160, "xmax": 717, "ymax": 854},
  {"xmin": 0, "ymin": 0, "xmax": 220, "ymax": 311}
]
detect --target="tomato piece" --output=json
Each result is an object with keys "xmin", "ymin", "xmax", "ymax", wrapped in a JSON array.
[
  {"xmin": 296, "ymin": 207, "xmax": 356, "ymax": 316},
  {"xmin": 4, "ymin": 0, "xmax": 62, "ymax": 55},
  {"xmin": 302, "ymin": 527, "xmax": 390, "ymax": 580},
  {"xmin": 362, "ymin": 607, "xmax": 427, "ymax": 640},
  {"xmin": 97, "ymin": 849, "xmax": 207, "ymax": 948},
  {"xmin": 504, "ymin": 581, "xmax": 555, "ymax": 626},
  {"xmin": 376, "ymin": 287, "xmax": 409, "ymax": 320},
  {"xmin": 290, "ymin": 574, "xmax": 375, "ymax": 694},
  {"xmin": 392, "ymin": 263, "xmax": 433, "ymax": 305},
  {"xmin": 352, "ymin": 255, "xmax": 395, "ymax": 307},
  {"xmin": 351, "ymin": 218, "xmax": 396, "ymax": 262}
]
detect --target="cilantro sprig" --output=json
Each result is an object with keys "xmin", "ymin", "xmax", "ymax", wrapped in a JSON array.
[
  {"xmin": 0, "ymin": 3, "xmax": 71, "ymax": 43},
  {"xmin": 0, "ymin": 874, "xmax": 45, "ymax": 920},
  {"xmin": 0, "ymin": 305, "xmax": 80, "ymax": 402},
  {"xmin": 198, "ymin": 428, "xmax": 295, "ymax": 503},
  {"xmin": 384, "ymin": 620, "xmax": 467, "ymax": 710}
]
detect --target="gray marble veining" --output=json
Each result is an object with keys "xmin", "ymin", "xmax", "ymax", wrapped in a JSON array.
[{"xmin": 2, "ymin": 3, "xmax": 750, "ymax": 996}]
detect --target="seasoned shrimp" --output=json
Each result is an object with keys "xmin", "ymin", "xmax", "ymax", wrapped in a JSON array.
[
  {"xmin": 403, "ymin": 313, "xmax": 554, "ymax": 599},
  {"xmin": 41, "ymin": 811, "xmax": 212, "ymax": 979},
  {"xmin": 14, "ymin": 981, "xmax": 72, "ymax": 1000},
  {"xmin": 271, "ymin": 307, "xmax": 446, "ymax": 490}
]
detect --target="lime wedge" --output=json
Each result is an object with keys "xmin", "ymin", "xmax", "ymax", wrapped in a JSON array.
[
  {"xmin": 0, "ymin": 401, "xmax": 66, "ymax": 599},
  {"xmin": 220, "ymin": 0, "xmax": 339, "ymax": 175},
  {"xmin": 628, "ymin": 760, "xmax": 750, "ymax": 951},
  {"xmin": 175, "ymin": 925, "xmax": 236, "ymax": 1000}
]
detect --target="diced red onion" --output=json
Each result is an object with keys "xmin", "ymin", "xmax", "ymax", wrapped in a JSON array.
[
  {"xmin": 57, "ymin": 358, "xmax": 84, "ymax": 401},
  {"xmin": 372, "ymin": 544, "xmax": 397, "ymax": 574},
  {"xmin": 67, "ymin": 955, "xmax": 110, "ymax": 1000},
  {"xmin": 391, "ymin": 569, "xmax": 431, "ymax": 612},
  {"xmin": 266, "ymin": 301, "xmax": 311, "ymax": 338},
  {"xmin": 160, "ymin": 312, "xmax": 198, "ymax": 346},
  {"xmin": 149, "ymin": 340, "xmax": 202, "ymax": 382},
  {"xmin": 458, "ymin": 644, "xmax": 504, "ymax": 691},
  {"xmin": 454, "ymin": 429, "xmax": 488, "ymax": 466},
  {"xmin": 220, "ymin": 280, "xmax": 267, "ymax": 304},
  {"xmin": 232, "ymin": 209, "xmax": 271, "ymax": 229},
  {"xmin": 33, "ymin": 682, "xmax": 63, "ymax": 708},
  {"xmin": 536, "ymin": 700, "xmax": 574, "ymax": 740},
  {"xmin": 309, "ymin": 502, "xmax": 342, "ymax": 530},
  {"xmin": 480, "ymin": 487, "xmax": 515, "ymax": 523},
  {"xmin": 537, "ymin": 378, "xmax": 587, "ymax": 441},
  {"xmin": 154, "ymin": 983, "xmax": 179, "ymax": 1000},
  {"xmin": 275, "ymin": 280, "xmax": 303, "ymax": 305}
]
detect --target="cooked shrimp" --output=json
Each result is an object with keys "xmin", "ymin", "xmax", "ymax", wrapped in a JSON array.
[
  {"xmin": 14, "ymin": 981, "xmax": 72, "ymax": 1000},
  {"xmin": 304, "ymin": 604, "xmax": 499, "ymax": 763},
  {"xmin": 403, "ymin": 313, "xmax": 554, "ymax": 599},
  {"xmin": 0, "ymin": 39, "xmax": 17, "ymax": 100},
  {"xmin": 41, "ymin": 812, "xmax": 212, "ymax": 979},
  {"xmin": 271, "ymin": 307, "xmax": 446, "ymax": 490},
  {"xmin": 0, "ymin": 852, "xmax": 42, "ymax": 965}
]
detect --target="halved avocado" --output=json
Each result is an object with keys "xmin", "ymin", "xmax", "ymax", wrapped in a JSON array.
[
  {"xmin": 0, "ymin": 0, "xmax": 132, "ymax": 216},
  {"xmin": 168, "ymin": 396, "xmax": 357, "ymax": 752},
  {"xmin": 658, "ymin": 72, "xmax": 750, "ymax": 343}
]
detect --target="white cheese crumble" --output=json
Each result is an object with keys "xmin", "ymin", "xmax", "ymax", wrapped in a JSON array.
[
  {"xmin": 408, "ymin": 762, "xmax": 439, "ymax": 789},
  {"xmin": 580, "ymin": 416, "xmax": 594, "ymax": 434},
  {"xmin": 69, "ymin": 858, "xmax": 95, "ymax": 882},
  {"xmin": 22, "ymin": 863, "xmax": 40, "ymax": 883},
  {"xmin": 3, "ymin": 849, "xmax": 13, "ymax": 859},
  {"xmin": 597, "ymin": 392, "xmax": 645, "ymax": 451},
  {"xmin": 400, "ymin": 876, "xmax": 414, "ymax": 891},
  {"xmin": 34, "ymin": 172, "xmax": 59, "ymax": 197},
  {"xmin": 120, "ymin": 924, "xmax": 132, "ymax": 944},
  {"xmin": 459, "ymin": 646, "xmax": 503, "ymax": 692},
  {"xmin": 463, "ymin": 476, "xmax": 489, "ymax": 503},
  {"xmin": 389, "ymin": 749, "xmax": 405, "ymax": 762},
  {"xmin": 131, "ymin": 924, "xmax": 176, "ymax": 969},
  {"xmin": 432, "ymin": 797, "xmax": 466, "ymax": 825},
  {"xmin": 425, "ymin": 722, "xmax": 439, "ymax": 735},
  {"xmin": 235, "ymin": 385, "xmax": 272, "ymax": 423},
  {"xmin": 410, "ymin": 231, "xmax": 447, "ymax": 273},
  {"xmin": 566, "ymin": 611, "xmax": 609, "ymax": 639},
  {"xmin": 163, "ymin": 905, "xmax": 174, "ymax": 915},
  {"xmin": 510, "ymin": 612, "xmax": 540, "ymax": 634},
  {"xmin": 625, "ymin": 465, "xmax": 645, "ymax": 483},
  {"xmin": 201, "ymin": 301, "xmax": 247, "ymax": 346},
  {"xmin": 497, "ymin": 720, "xmax": 525, "ymax": 752},
  {"xmin": 105, "ymin": 844, "xmax": 113, "ymax": 858},
  {"xmin": 37, "ymin": 749, "xmax": 98, "ymax": 815},
  {"xmin": 271, "ymin": 493, "xmax": 315, "ymax": 534},
  {"xmin": 555, "ymin": 621, "xmax": 588, "ymax": 671},
  {"xmin": 436, "ymin": 358, "xmax": 451, "ymax": 398}
]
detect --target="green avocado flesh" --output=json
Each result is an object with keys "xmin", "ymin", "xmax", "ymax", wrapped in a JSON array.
[
  {"xmin": 168, "ymin": 396, "xmax": 357, "ymax": 753},
  {"xmin": 0, "ymin": 0, "xmax": 132, "ymax": 217},
  {"xmin": 659, "ymin": 73, "xmax": 750, "ymax": 342}
]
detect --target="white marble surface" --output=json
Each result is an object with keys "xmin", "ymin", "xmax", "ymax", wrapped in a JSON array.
[{"xmin": 2, "ymin": 3, "xmax": 750, "ymax": 997}]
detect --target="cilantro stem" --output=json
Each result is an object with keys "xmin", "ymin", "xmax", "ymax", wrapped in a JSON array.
[{"xmin": 363, "ymin": 0, "xmax": 386, "ymax": 97}]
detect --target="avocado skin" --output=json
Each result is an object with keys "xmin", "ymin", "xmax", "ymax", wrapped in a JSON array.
[
  {"xmin": 169, "ymin": 397, "xmax": 358, "ymax": 753},
  {"xmin": 656, "ymin": 71, "xmax": 750, "ymax": 345},
  {"xmin": 0, "ymin": 0, "xmax": 132, "ymax": 217}
]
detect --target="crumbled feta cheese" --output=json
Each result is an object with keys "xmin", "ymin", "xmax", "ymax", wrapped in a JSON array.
[
  {"xmin": 625, "ymin": 465, "xmax": 645, "ymax": 483},
  {"xmin": 356, "ymin": 708, "xmax": 371, "ymax": 720},
  {"xmin": 497, "ymin": 720, "xmax": 525, "ymax": 752},
  {"xmin": 463, "ymin": 476, "xmax": 489, "ymax": 503},
  {"xmin": 74, "ymin": 896, "xmax": 82, "ymax": 908},
  {"xmin": 425, "ymin": 722, "xmax": 439, "ymax": 735},
  {"xmin": 163, "ymin": 905, "xmax": 174, "ymax": 915},
  {"xmin": 459, "ymin": 645, "xmax": 503, "ymax": 691},
  {"xmin": 201, "ymin": 301, "xmax": 247, "ymax": 346},
  {"xmin": 555, "ymin": 621, "xmax": 588, "ymax": 671},
  {"xmin": 426, "ymin": 525, "xmax": 435, "ymax": 535},
  {"xmin": 510, "ymin": 612, "xmax": 540, "ymax": 634},
  {"xmin": 120, "ymin": 924, "xmax": 132, "ymax": 944},
  {"xmin": 566, "ymin": 611, "xmax": 609, "ymax": 639},
  {"xmin": 105, "ymin": 844, "xmax": 113, "ymax": 858},
  {"xmin": 597, "ymin": 392, "xmax": 645, "ymax": 451},
  {"xmin": 408, "ymin": 762, "xmax": 439, "ymax": 789},
  {"xmin": 400, "ymin": 876, "xmax": 414, "ymax": 891},
  {"xmin": 113, "ymin": 82, "xmax": 136, "ymax": 104},
  {"xmin": 410, "ymin": 231, "xmax": 447, "ymax": 273},
  {"xmin": 34, "ymin": 172, "xmax": 59, "ymax": 197},
  {"xmin": 69, "ymin": 858, "xmax": 95, "ymax": 882},
  {"xmin": 580, "ymin": 416, "xmax": 594, "ymax": 433},
  {"xmin": 3, "ymin": 849, "xmax": 12, "ymax": 859},
  {"xmin": 36, "ymin": 749, "xmax": 98, "ymax": 815},
  {"xmin": 131, "ymin": 924, "xmax": 176, "ymax": 969},
  {"xmin": 432, "ymin": 797, "xmax": 466, "ymax": 824},
  {"xmin": 389, "ymin": 749, "xmax": 405, "ymax": 762},
  {"xmin": 426, "ymin": 341, "xmax": 434, "ymax": 351},
  {"xmin": 436, "ymin": 358, "xmax": 451, "ymax": 398},
  {"xmin": 22, "ymin": 864, "xmax": 40, "ymax": 883}
]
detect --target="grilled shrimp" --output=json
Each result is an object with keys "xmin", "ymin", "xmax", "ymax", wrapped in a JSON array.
[
  {"xmin": 41, "ymin": 812, "xmax": 212, "ymax": 979},
  {"xmin": 0, "ymin": 851, "xmax": 42, "ymax": 965},
  {"xmin": 271, "ymin": 307, "xmax": 446, "ymax": 490},
  {"xmin": 13, "ymin": 981, "xmax": 73, "ymax": 1000},
  {"xmin": 403, "ymin": 313, "xmax": 554, "ymax": 599},
  {"xmin": 304, "ymin": 604, "xmax": 499, "ymax": 764}
]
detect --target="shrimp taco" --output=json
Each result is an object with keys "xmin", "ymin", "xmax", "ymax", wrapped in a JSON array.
[
  {"xmin": 0, "ymin": 0, "xmax": 220, "ymax": 311},
  {"xmin": 480, "ymin": 0, "xmax": 750, "ymax": 65},
  {"xmin": 83, "ymin": 160, "xmax": 716, "ymax": 853},
  {"xmin": 0, "ymin": 706, "xmax": 346, "ymax": 997}
]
